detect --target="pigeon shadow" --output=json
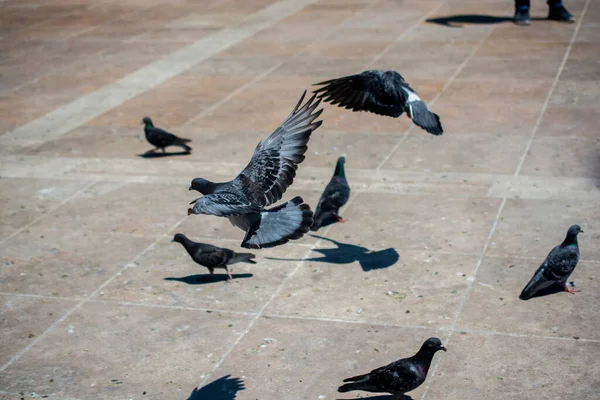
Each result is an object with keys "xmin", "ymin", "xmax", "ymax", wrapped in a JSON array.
[
  {"xmin": 187, "ymin": 375, "xmax": 245, "ymax": 400},
  {"xmin": 426, "ymin": 14, "xmax": 546, "ymax": 27},
  {"xmin": 137, "ymin": 151, "xmax": 191, "ymax": 158},
  {"xmin": 267, "ymin": 235, "xmax": 399, "ymax": 272},
  {"xmin": 164, "ymin": 273, "xmax": 253, "ymax": 285}
]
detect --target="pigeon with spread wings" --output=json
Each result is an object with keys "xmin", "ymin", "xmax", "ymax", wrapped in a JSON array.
[
  {"xmin": 188, "ymin": 91, "xmax": 323, "ymax": 249},
  {"xmin": 313, "ymin": 69, "xmax": 443, "ymax": 136}
]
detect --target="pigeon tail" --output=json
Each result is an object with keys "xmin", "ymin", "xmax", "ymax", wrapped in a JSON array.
[
  {"xmin": 337, "ymin": 381, "xmax": 375, "ymax": 393},
  {"xmin": 519, "ymin": 273, "xmax": 552, "ymax": 300},
  {"xmin": 228, "ymin": 252, "xmax": 257, "ymax": 265},
  {"xmin": 406, "ymin": 100, "xmax": 443, "ymax": 136},
  {"xmin": 241, "ymin": 196, "xmax": 313, "ymax": 249},
  {"xmin": 175, "ymin": 138, "xmax": 192, "ymax": 152}
]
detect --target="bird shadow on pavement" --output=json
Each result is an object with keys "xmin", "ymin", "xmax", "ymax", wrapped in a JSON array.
[
  {"xmin": 137, "ymin": 151, "xmax": 191, "ymax": 158},
  {"xmin": 266, "ymin": 234, "xmax": 399, "ymax": 272},
  {"xmin": 164, "ymin": 273, "xmax": 253, "ymax": 285},
  {"xmin": 187, "ymin": 374, "xmax": 245, "ymax": 399},
  {"xmin": 426, "ymin": 14, "xmax": 546, "ymax": 27}
]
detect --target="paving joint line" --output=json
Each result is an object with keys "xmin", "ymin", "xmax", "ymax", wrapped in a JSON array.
[
  {"xmin": 0, "ymin": 214, "xmax": 189, "ymax": 372},
  {"xmin": 195, "ymin": 192, "xmax": 361, "ymax": 388},
  {"xmin": 513, "ymin": 0, "xmax": 591, "ymax": 177},
  {"xmin": 0, "ymin": 180, "xmax": 97, "ymax": 248}
]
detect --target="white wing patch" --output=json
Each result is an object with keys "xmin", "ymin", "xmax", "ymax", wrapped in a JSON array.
[{"xmin": 402, "ymin": 87, "xmax": 421, "ymax": 104}]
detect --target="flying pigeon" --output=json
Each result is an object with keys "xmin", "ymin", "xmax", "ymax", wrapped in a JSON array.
[
  {"xmin": 142, "ymin": 116, "xmax": 192, "ymax": 153},
  {"xmin": 188, "ymin": 91, "xmax": 323, "ymax": 249},
  {"xmin": 338, "ymin": 337, "xmax": 446, "ymax": 399},
  {"xmin": 313, "ymin": 70, "xmax": 443, "ymax": 135},
  {"xmin": 519, "ymin": 224, "xmax": 583, "ymax": 300},
  {"xmin": 311, "ymin": 156, "xmax": 350, "ymax": 230},
  {"xmin": 172, "ymin": 233, "xmax": 256, "ymax": 281}
]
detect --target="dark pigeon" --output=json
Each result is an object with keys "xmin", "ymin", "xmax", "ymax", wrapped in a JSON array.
[
  {"xmin": 173, "ymin": 233, "xmax": 256, "ymax": 281},
  {"xmin": 313, "ymin": 70, "xmax": 443, "ymax": 136},
  {"xmin": 311, "ymin": 156, "xmax": 350, "ymax": 231},
  {"xmin": 188, "ymin": 91, "xmax": 323, "ymax": 249},
  {"xmin": 142, "ymin": 116, "xmax": 192, "ymax": 153},
  {"xmin": 520, "ymin": 224, "xmax": 583, "ymax": 300},
  {"xmin": 338, "ymin": 337, "xmax": 446, "ymax": 399}
]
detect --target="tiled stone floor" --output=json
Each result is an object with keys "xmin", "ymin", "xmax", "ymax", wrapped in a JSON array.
[{"xmin": 1, "ymin": 0, "xmax": 599, "ymax": 399}]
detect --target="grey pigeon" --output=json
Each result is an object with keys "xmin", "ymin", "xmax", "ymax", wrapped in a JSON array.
[
  {"xmin": 188, "ymin": 91, "xmax": 323, "ymax": 249},
  {"xmin": 338, "ymin": 337, "xmax": 446, "ymax": 399},
  {"xmin": 311, "ymin": 156, "xmax": 350, "ymax": 231},
  {"xmin": 173, "ymin": 233, "xmax": 256, "ymax": 281},
  {"xmin": 313, "ymin": 70, "xmax": 443, "ymax": 135},
  {"xmin": 519, "ymin": 224, "xmax": 583, "ymax": 300},
  {"xmin": 142, "ymin": 117, "xmax": 192, "ymax": 153}
]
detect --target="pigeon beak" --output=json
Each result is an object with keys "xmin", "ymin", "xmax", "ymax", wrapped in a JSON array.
[
  {"xmin": 187, "ymin": 208, "xmax": 194, "ymax": 216},
  {"xmin": 580, "ymin": 229, "xmax": 584, "ymax": 233},
  {"xmin": 440, "ymin": 346, "xmax": 447, "ymax": 352},
  {"xmin": 189, "ymin": 186, "xmax": 193, "ymax": 191}
]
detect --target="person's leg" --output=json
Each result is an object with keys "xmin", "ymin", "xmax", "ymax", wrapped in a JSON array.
[
  {"xmin": 514, "ymin": 0, "xmax": 532, "ymax": 25},
  {"xmin": 547, "ymin": 0, "xmax": 575, "ymax": 22}
]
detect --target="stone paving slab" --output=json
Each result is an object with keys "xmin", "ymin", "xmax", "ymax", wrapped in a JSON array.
[{"xmin": 0, "ymin": 0, "xmax": 599, "ymax": 399}]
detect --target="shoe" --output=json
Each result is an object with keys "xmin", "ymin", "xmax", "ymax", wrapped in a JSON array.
[
  {"xmin": 548, "ymin": 5, "xmax": 575, "ymax": 22},
  {"xmin": 513, "ymin": 7, "xmax": 531, "ymax": 25}
]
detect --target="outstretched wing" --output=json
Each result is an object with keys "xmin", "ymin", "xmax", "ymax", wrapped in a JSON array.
[
  {"xmin": 233, "ymin": 91, "xmax": 323, "ymax": 207},
  {"xmin": 401, "ymin": 86, "xmax": 443, "ymax": 136},
  {"xmin": 313, "ymin": 70, "xmax": 407, "ymax": 117},
  {"xmin": 189, "ymin": 192, "xmax": 262, "ymax": 217}
]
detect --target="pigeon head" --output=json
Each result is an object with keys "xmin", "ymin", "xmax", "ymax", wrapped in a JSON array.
[
  {"xmin": 422, "ymin": 337, "xmax": 446, "ymax": 353},
  {"xmin": 334, "ymin": 156, "xmax": 346, "ymax": 177},
  {"xmin": 189, "ymin": 178, "xmax": 217, "ymax": 195},
  {"xmin": 172, "ymin": 233, "xmax": 187, "ymax": 243},
  {"xmin": 567, "ymin": 225, "xmax": 583, "ymax": 236},
  {"xmin": 142, "ymin": 116, "xmax": 153, "ymax": 126},
  {"xmin": 563, "ymin": 224, "xmax": 583, "ymax": 245}
]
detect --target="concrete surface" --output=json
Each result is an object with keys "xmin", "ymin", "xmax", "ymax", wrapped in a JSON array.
[{"xmin": 1, "ymin": 0, "xmax": 599, "ymax": 399}]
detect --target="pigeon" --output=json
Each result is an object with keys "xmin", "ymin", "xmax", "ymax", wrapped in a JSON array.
[
  {"xmin": 338, "ymin": 337, "xmax": 446, "ymax": 399},
  {"xmin": 142, "ymin": 116, "xmax": 192, "ymax": 153},
  {"xmin": 172, "ymin": 233, "xmax": 256, "ymax": 281},
  {"xmin": 188, "ymin": 90, "xmax": 323, "ymax": 249},
  {"xmin": 519, "ymin": 224, "xmax": 583, "ymax": 300},
  {"xmin": 311, "ymin": 156, "xmax": 350, "ymax": 231},
  {"xmin": 313, "ymin": 70, "xmax": 443, "ymax": 135}
]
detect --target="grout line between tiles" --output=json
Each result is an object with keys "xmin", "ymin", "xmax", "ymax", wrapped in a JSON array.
[
  {"xmin": 0, "ymin": 215, "xmax": 188, "ymax": 373},
  {"xmin": 182, "ymin": 62, "xmax": 283, "ymax": 127},
  {"xmin": 376, "ymin": 8, "xmax": 500, "ymax": 172},
  {"xmin": 194, "ymin": 192, "xmax": 361, "ymax": 388},
  {"xmin": 513, "ymin": 0, "xmax": 591, "ymax": 178},
  {"xmin": 421, "ymin": 5, "xmax": 591, "ymax": 397},
  {"xmin": 0, "ymin": 180, "xmax": 97, "ymax": 247},
  {"xmin": 0, "ymin": 0, "xmax": 230, "ymax": 98}
]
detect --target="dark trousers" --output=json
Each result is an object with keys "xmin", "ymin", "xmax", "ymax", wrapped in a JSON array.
[{"xmin": 516, "ymin": 0, "xmax": 563, "ymax": 8}]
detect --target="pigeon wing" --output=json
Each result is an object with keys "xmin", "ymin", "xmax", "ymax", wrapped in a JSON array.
[
  {"xmin": 190, "ymin": 192, "xmax": 262, "ymax": 217},
  {"xmin": 313, "ymin": 70, "xmax": 406, "ymax": 117},
  {"xmin": 146, "ymin": 126, "xmax": 180, "ymax": 147},
  {"xmin": 233, "ymin": 91, "xmax": 323, "ymax": 207}
]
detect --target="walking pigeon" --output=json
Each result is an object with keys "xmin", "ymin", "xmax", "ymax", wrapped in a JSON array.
[
  {"xmin": 188, "ymin": 91, "xmax": 323, "ymax": 249},
  {"xmin": 519, "ymin": 224, "xmax": 583, "ymax": 300},
  {"xmin": 311, "ymin": 156, "xmax": 350, "ymax": 231},
  {"xmin": 313, "ymin": 70, "xmax": 443, "ymax": 135},
  {"xmin": 338, "ymin": 337, "xmax": 446, "ymax": 399},
  {"xmin": 172, "ymin": 233, "xmax": 256, "ymax": 281},
  {"xmin": 142, "ymin": 117, "xmax": 192, "ymax": 153}
]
